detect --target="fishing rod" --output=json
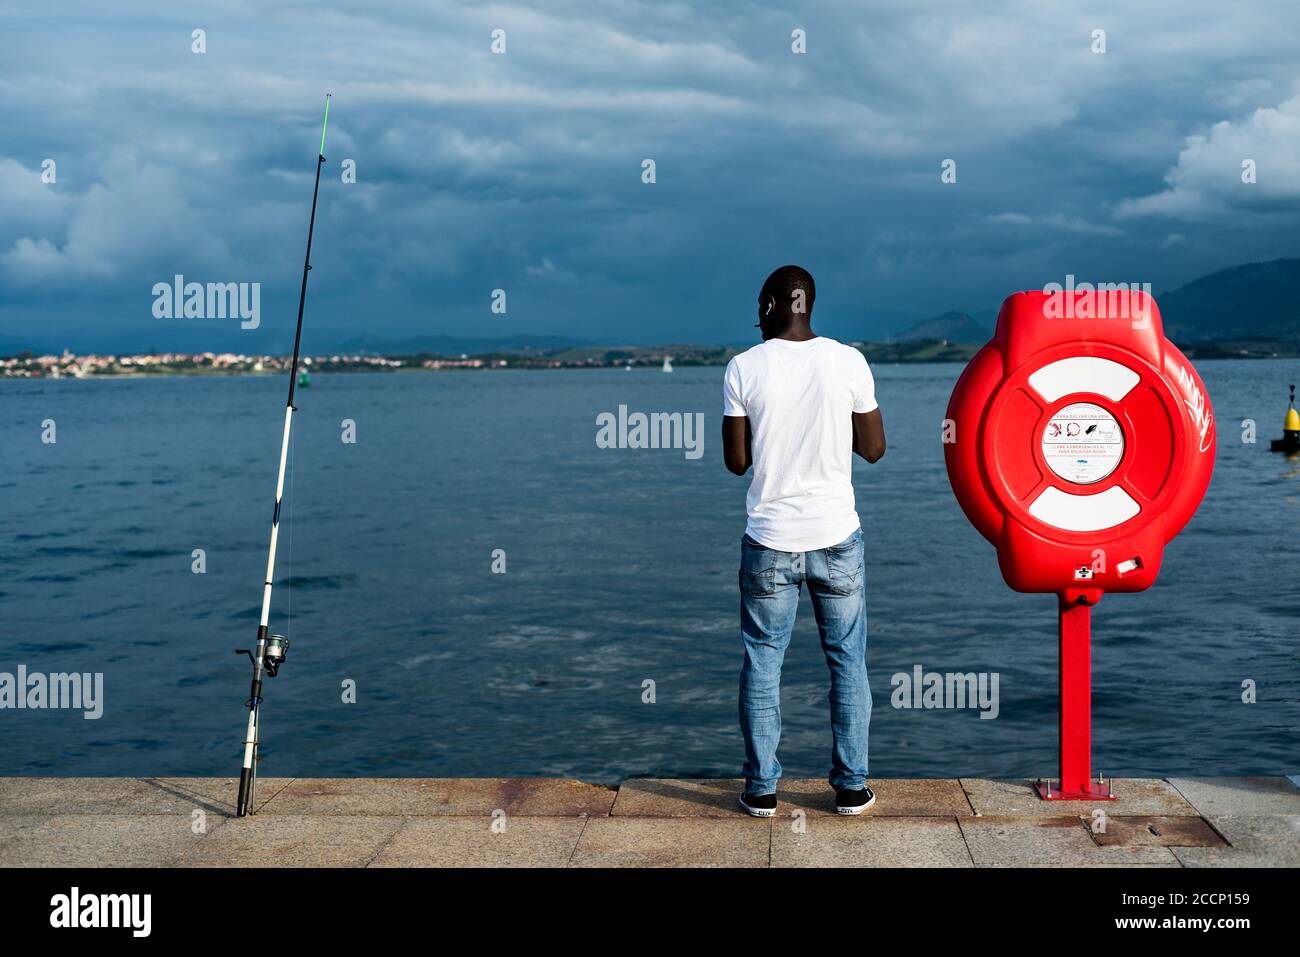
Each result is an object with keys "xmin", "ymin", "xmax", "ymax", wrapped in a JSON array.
[{"xmin": 234, "ymin": 94, "xmax": 331, "ymax": 817}]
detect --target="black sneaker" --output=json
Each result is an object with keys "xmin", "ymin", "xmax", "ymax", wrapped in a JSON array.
[
  {"xmin": 739, "ymin": 791, "xmax": 777, "ymax": 817},
  {"xmin": 835, "ymin": 785, "xmax": 876, "ymax": 815}
]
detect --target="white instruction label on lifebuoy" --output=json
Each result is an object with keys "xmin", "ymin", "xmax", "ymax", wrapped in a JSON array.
[{"xmin": 1041, "ymin": 402, "xmax": 1124, "ymax": 485}]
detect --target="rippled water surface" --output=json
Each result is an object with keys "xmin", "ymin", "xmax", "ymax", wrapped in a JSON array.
[{"xmin": 1, "ymin": 360, "xmax": 1297, "ymax": 780}]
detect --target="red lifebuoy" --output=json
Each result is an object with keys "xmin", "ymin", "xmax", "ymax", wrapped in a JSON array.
[{"xmin": 946, "ymin": 289, "xmax": 1215, "ymax": 605}]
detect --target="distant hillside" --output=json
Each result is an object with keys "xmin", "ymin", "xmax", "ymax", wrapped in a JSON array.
[
  {"xmin": 859, "ymin": 339, "xmax": 980, "ymax": 363},
  {"xmin": 335, "ymin": 333, "xmax": 591, "ymax": 356},
  {"xmin": 896, "ymin": 311, "xmax": 990, "ymax": 343},
  {"xmin": 1159, "ymin": 258, "xmax": 1300, "ymax": 343}
]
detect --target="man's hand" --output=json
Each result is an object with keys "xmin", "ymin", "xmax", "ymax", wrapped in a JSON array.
[
  {"xmin": 722, "ymin": 414, "xmax": 752, "ymax": 474},
  {"xmin": 853, "ymin": 409, "xmax": 886, "ymax": 463}
]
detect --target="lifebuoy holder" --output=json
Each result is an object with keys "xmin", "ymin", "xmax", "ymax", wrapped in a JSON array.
[{"xmin": 945, "ymin": 290, "xmax": 1215, "ymax": 800}]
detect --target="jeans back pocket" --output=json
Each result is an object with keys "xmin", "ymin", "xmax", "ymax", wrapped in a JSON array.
[
  {"xmin": 740, "ymin": 539, "xmax": 779, "ymax": 596},
  {"xmin": 823, "ymin": 534, "xmax": 863, "ymax": 597}
]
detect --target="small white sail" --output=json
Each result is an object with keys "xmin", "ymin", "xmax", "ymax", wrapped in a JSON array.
[{"xmin": 662, "ymin": 356, "xmax": 673, "ymax": 373}]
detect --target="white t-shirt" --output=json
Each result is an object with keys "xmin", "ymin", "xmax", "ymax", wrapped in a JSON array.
[{"xmin": 723, "ymin": 336, "xmax": 878, "ymax": 552}]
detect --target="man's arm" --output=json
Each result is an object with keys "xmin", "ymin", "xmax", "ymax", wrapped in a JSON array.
[
  {"xmin": 722, "ymin": 414, "xmax": 752, "ymax": 475},
  {"xmin": 853, "ymin": 408, "xmax": 886, "ymax": 463}
]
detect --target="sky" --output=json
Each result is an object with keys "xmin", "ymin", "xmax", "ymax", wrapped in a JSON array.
[{"xmin": 2, "ymin": 1, "xmax": 1299, "ymax": 353}]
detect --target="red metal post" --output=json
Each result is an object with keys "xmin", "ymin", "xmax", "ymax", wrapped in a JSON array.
[{"xmin": 1034, "ymin": 597, "xmax": 1116, "ymax": 800}]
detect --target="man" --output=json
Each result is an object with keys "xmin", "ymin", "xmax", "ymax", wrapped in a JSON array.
[{"xmin": 722, "ymin": 264, "xmax": 886, "ymax": 817}]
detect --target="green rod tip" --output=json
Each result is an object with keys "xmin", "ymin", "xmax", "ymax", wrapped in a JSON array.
[{"xmin": 319, "ymin": 95, "xmax": 332, "ymax": 156}]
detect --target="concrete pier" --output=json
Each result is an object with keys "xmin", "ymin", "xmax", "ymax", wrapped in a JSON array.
[{"xmin": 1, "ymin": 776, "xmax": 1297, "ymax": 867}]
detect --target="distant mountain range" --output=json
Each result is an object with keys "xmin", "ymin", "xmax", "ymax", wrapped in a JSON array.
[
  {"xmin": 892, "ymin": 257, "xmax": 1300, "ymax": 347},
  {"xmin": 895, "ymin": 310, "xmax": 990, "ymax": 343},
  {"xmin": 1155, "ymin": 257, "xmax": 1300, "ymax": 343}
]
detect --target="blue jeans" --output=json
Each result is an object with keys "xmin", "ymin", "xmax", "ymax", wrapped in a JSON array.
[{"xmin": 738, "ymin": 528, "xmax": 870, "ymax": 795}]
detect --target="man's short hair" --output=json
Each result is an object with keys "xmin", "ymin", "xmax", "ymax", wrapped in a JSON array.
[{"xmin": 761, "ymin": 265, "xmax": 816, "ymax": 317}]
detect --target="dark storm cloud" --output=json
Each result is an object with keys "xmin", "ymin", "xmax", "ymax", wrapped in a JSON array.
[{"xmin": 2, "ymin": 1, "xmax": 1298, "ymax": 352}]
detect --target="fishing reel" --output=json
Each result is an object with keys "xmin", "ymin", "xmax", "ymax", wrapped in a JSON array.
[
  {"xmin": 235, "ymin": 635, "xmax": 291, "ymax": 677},
  {"xmin": 263, "ymin": 635, "xmax": 290, "ymax": 676}
]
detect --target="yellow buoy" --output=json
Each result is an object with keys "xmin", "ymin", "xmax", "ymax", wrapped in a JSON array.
[{"xmin": 1271, "ymin": 384, "xmax": 1299, "ymax": 453}]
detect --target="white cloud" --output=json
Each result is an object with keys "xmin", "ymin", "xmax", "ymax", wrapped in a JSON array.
[
  {"xmin": 987, "ymin": 212, "xmax": 1124, "ymax": 237},
  {"xmin": 0, "ymin": 158, "xmax": 74, "ymax": 237},
  {"xmin": 1117, "ymin": 93, "xmax": 1300, "ymax": 219},
  {"xmin": 1, "ymin": 149, "xmax": 236, "ymax": 284}
]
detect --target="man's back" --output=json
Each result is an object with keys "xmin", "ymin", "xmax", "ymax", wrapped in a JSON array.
[
  {"xmin": 723, "ymin": 336, "xmax": 878, "ymax": 552},
  {"xmin": 724, "ymin": 265, "xmax": 884, "ymax": 817}
]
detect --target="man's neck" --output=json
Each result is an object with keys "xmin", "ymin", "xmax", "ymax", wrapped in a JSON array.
[{"xmin": 773, "ymin": 326, "xmax": 816, "ymax": 342}]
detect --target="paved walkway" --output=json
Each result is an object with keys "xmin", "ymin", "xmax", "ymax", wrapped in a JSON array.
[{"xmin": 2, "ymin": 777, "xmax": 1297, "ymax": 867}]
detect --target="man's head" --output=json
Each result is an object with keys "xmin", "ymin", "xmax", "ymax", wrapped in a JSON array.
[{"xmin": 757, "ymin": 265, "xmax": 816, "ymax": 340}]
